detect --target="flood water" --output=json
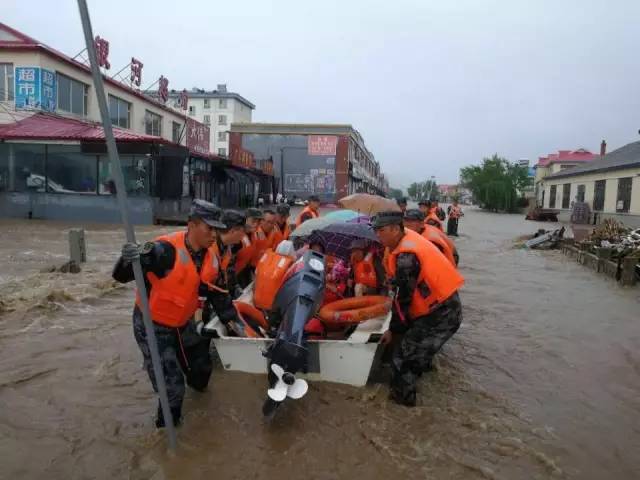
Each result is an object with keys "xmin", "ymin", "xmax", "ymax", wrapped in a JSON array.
[{"xmin": 0, "ymin": 209, "xmax": 638, "ymax": 479}]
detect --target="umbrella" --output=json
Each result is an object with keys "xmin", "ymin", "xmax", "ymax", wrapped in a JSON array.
[
  {"xmin": 289, "ymin": 216, "xmax": 335, "ymax": 238},
  {"xmin": 308, "ymin": 222, "xmax": 380, "ymax": 261},
  {"xmin": 338, "ymin": 193, "xmax": 401, "ymax": 216},
  {"xmin": 325, "ymin": 209, "xmax": 370, "ymax": 223}
]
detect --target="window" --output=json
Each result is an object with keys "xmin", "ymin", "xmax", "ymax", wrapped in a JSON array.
[
  {"xmin": 46, "ymin": 145, "xmax": 98, "ymax": 194},
  {"xmin": 0, "ymin": 63, "xmax": 14, "ymax": 101},
  {"xmin": 108, "ymin": 95, "xmax": 131, "ymax": 128},
  {"xmin": 57, "ymin": 73, "xmax": 88, "ymax": 115},
  {"xmin": 172, "ymin": 121, "xmax": 182, "ymax": 143},
  {"xmin": 593, "ymin": 180, "xmax": 606, "ymax": 211},
  {"xmin": 188, "ymin": 105, "xmax": 196, "ymax": 116},
  {"xmin": 616, "ymin": 177, "xmax": 632, "ymax": 213},
  {"xmin": 577, "ymin": 184, "xmax": 585, "ymax": 203},
  {"xmin": 144, "ymin": 110, "xmax": 162, "ymax": 136},
  {"xmin": 218, "ymin": 115, "xmax": 227, "ymax": 125},
  {"xmin": 98, "ymin": 155, "xmax": 149, "ymax": 195},
  {"xmin": 218, "ymin": 148, "xmax": 227, "ymax": 156},
  {"xmin": 562, "ymin": 183, "xmax": 571, "ymax": 209},
  {"xmin": 217, "ymin": 131, "xmax": 227, "ymax": 142},
  {"xmin": 549, "ymin": 185, "xmax": 557, "ymax": 208},
  {"xmin": 204, "ymin": 99, "xmax": 210, "ymax": 109},
  {"xmin": 219, "ymin": 98, "xmax": 227, "ymax": 109},
  {"xmin": 0, "ymin": 143, "xmax": 45, "ymax": 192},
  {"xmin": 203, "ymin": 115, "xmax": 211, "ymax": 125}
]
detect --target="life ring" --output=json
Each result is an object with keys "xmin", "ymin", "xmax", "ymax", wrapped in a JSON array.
[
  {"xmin": 233, "ymin": 301, "xmax": 269, "ymax": 335},
  {"xmin": 318, "ymin": 295, "xmax": 391, "ymax": 330}
]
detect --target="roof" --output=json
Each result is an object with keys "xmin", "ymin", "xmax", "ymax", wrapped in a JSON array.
[
  {"xmin": 546, "ymin": 141, "xmax": 640, "ymax": 179},
  {"xmin": 536, "ymin": 148, "xmax": 596, "ymax": 167},
  {"xmin": 0, "ymin": 112, "xmax": 169, "ymax": 143},
  {"xmin": 0, "ymin": 22, "xmax": 187, "ymax": 121},
  {"xmin": 164, "ymin": 89, "xmax": 255, "ymax": 109}
]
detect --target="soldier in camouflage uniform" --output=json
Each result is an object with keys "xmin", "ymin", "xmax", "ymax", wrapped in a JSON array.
[{"xmin": 373, "ymin": 211, "xmax": 464, "ymax": 407}]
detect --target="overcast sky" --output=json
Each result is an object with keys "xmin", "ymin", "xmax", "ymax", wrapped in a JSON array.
[{"xmin": 4, "ymin": 0, "xmax": 640, "ymax": 189}]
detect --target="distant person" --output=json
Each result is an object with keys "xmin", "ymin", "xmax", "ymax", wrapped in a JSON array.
[
  {"xmin": 418, "ymin": 198, "xmax": 430, "ymax": 216},
  {"xmin": 431, "ymin": 199, "xmax": 446, "ymax": 221},
  {"xmin": 348, "ymin": 239, "xmax": 385, "ymax": 296},
  {"xmin": 404, "ymin": 209, "xmax": 458, "ymax": 266},
  {"xmin": 296, "ymin": 194, "xmax": 320, "ymax": 226},
  {"xmin": 273, "ymin": 204, "xmax": 291, "ymax": 245},
  {"xmin": 396, "ymin": 197, "xmax": 408, "ymax": 214},
  {"xmin": 446, "ymin": 200, "xmax": 464, "ymax": 236}
]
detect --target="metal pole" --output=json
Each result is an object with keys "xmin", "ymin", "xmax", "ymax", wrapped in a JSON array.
[{"xmin": 76, "ymin": 0, "xmax": 177, "ymax": 450}]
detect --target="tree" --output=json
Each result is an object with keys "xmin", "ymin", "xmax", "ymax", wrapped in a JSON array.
[
  {"xmin": 460, "ymin": 154, "xmax": 531, "ymax": 212},
  {"xmin": 407, "ymin": 180, "xmax": 438, "ymax": 201},
  {"xmin": 388, "ymin": 188, "xmax": 405, "ymax": 200}
]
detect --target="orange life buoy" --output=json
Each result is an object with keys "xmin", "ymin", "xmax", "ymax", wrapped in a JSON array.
[
  {"xmin": 233, "ymin": 301, "xmax": 269, "ymax": 336},
  {"xmin": 318, "ymin": 295, "xmax": 391, "ymax": 330}
]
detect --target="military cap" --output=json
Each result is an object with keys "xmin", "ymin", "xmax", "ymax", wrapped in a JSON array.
[
  {"xmin": 189, "ymin": 199, "xmax": 226, "ymax": 228},
  {"xmin": 276, "ymin": 204, "xmax": 290, "ymax": 216},
  {"xmin": 404, "ymin": 208, "xmax": 425, "ymax": 221},
  {"xmin": 372, "ymin": 210, "xmax": 404, "ymax": 229},
  {"xmin": 221, "ymin": 210, "xmax": 247, "ymax": 229},
  {"xmin": 246, "ymin": 208, "xmax": 263, "ymax": 219},
  {"xmin": 396, "ymin": 197, "xmax": 408, "ymax": 206}
]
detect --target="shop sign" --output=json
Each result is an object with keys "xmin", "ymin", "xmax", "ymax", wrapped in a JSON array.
[
  {"xmin": 186, "ymin": 118, "xmax": 210, "ymax": 155},
  {"xmin": 308, "ymin": 135, "xmax": 338, "ymax": 156},
  {"xmin": 15, "ymin": 67, "xmax": 56, "ymax": 112}
]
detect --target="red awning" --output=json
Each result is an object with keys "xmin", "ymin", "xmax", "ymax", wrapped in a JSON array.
[{"xmin": 0, "ymin": 112, "xmax": 167, "ymax": 143}]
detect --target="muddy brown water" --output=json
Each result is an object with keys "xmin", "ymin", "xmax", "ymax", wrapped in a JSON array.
[{"xmin": 0, "ymin": 210, "xmax": 638, "ymax": 479}]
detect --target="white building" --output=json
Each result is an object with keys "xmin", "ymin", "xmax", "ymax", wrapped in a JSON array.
[{"xmin": 164, "ymin": 85, "xmax": 254, "ymax": 157}]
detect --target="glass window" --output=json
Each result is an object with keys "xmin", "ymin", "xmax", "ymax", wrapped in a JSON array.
[
  {"xmin": 57, "ymin": 73, "xmax": 88, "ymax": 115},
  {"xmin": 218, "ymin": 131, "xmax": 227, "ymax": 141},
  {"xmin": 218, "ymin": 115, "xmax": 227, "ymax": 125},
  {"xmin": 219, "ymin": 99, "xmax": 227, "ymax": 109},
  {"xmin": 562, "ymin": 183, "xmax": 571, "ymax": 209},
  {"xmin": 616, "ymin": 177, "xmax": 632, "ymax": 213},
  {"xmin": 172, "ymin": 121, "xmax": 182, "ymax": 143},
  {"xmin": 203, "ymin": 99, "xmax": 210, "ymax": 109},
  {"xmin": 188, "ymin": 105, "xmax": 196, "ymax": 116},
  {"xmin": 577, "ymin": 184, "xmax": 585, "ymax": 202},
  {"xmin": 145, "ymin": 110, "xmax": 162, "ymax": 136},
  {"xmin": 46, "ymin": 145, "xmax": 97, "ymax": 193},
  {"xmin": 549, "ymin": 185, "xmax": 557, "ymax": 208},
  {"xmin": 98, "ymin": 155, "xmax": 150, "ymax": 195},
  {"xmin": 203, "ymin": 115, "xmax": 210, "ymax": 125},
  {"xmin": 218, "ymin": 148, "xmax": 227, "ymax": 156},
  {"xmin": 0, "ymin": 63, "xmax": 14, "ymax": 101},
  {"xmin": 0, "ymin": 143, "xmax": 46, "ymax": 192},
  {"xmin": 108, "ymin": 94, "xmax": 131, "ymax": 128},
  {"xmin": 593, "ymin": 180, "xmax": 606, "ymax": 211}
]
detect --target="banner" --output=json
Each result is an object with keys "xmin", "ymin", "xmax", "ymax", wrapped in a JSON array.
[
  {"xmin": 186, "ymin": 118, "xmax": 210, "ymax": 155},
  {"xmin": 308, "ymin": 135, "xmax": 338, "ymax": 156}
]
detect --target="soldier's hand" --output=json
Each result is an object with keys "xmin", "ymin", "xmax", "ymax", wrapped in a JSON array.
[
  {"xmin": 121, "ymin": 242, "xmax": 141, "ymax": 263},
  {"xmin": 380, "ymin": 330, "xmax": 393, "ymax": 346}
]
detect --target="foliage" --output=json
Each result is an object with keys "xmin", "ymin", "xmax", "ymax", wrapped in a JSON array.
[
  {"xmin": 460, "ymin": 154, "xmax": 532, "ymax": 212},
  {"xmin": 407, "ymin": 180, "xmax": 438, "ymax": 201},
  {"xmin": 388, "ymin": 188, "xmax": 405, "ymax": 200}
]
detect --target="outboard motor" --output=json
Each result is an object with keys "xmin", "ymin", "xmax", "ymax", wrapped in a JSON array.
[{"xmin": 262, "ymin": 249, "xmax": 325, "ymax": 416}]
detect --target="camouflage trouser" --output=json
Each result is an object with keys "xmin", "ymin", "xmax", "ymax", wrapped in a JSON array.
[
  {"xmin": 132, "ymin": 308, "xmax": 213, "ymax": 416},
  {"xmin": 390, "ymin": 293, "xmax": 462, "ymax": 405}
]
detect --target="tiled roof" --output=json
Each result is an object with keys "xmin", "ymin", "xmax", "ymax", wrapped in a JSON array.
[{"xmin": 546, "ymin": 141, "xmax": 640, "ymax": 179}]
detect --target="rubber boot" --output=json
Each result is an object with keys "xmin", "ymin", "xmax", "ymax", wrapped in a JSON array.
[
  {"xmin": 155, "ymin": 403, "xmax": 182, "ymax": 429},
  {"xmin": 389, "ymin": 364, "xmax": 417, "ymax": 407}
]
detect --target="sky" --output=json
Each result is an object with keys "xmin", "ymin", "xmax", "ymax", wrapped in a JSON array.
[{"xmin": 4, "ymin": 0, "xmax": 640, "ymax": 189}]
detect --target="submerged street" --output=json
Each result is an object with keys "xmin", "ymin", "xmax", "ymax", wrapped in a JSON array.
[{"xmin": 0, "ymin": 209, "xmax": 638, "ymax": 479}]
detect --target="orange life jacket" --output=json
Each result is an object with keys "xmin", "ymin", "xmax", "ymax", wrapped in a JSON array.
[
  {"xmin": 449, "ymin": 205, "xmax": 462, "ymax": 219},
  {"xmin": 253, "ymin": 250, "xmax": 295, "ymax": 310},
  {"xmin": 135, "ymin": 231, "xmax": 220, "ymax": 328},
  {"xmin": 422, "ymin": 225, "xmax": 457, "ymax": 267},
  {"xmin": 385, "ymin": 229, "xmax": 464, "ymax": 319},
  {"xmin": 213, "ymin": 241, "xmax": 233, "ymax": 289},
  {"xmin": 296, "ymin": 206, "xmax": 319, "ymax": 227},
  {"xmin": 272, "ymin": 222, "xmax": 291, "ymax": 247},
  {"xmin": 235, "ymin": 234, "xmax": 255, "ymax": 273},
  {"xmin": 353, "ymin": 251, "xmax": 378, "ymax": 289},
  {"xmin": 250, "ymin": 228, "xmax": 269, "ymax": 267},
  {"xmin": 425, "ymin": 209, "xmax": 443, "ymax": 231}
]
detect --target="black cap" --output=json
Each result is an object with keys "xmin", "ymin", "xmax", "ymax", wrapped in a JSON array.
[
  {"xmin": 189, "ymin": 199, "xmax": 226, "ymax": 228},
  {"xmin": 308, "ymin": 195, "xmax": 320, "ymax": 202},
  {"xmin": 396, "ymin": 197, "xmax": 407, "ymax": 206},
  {"xmin": 404, "ymin": 208, "xmax": 425, "ymax": 221},
  {"xmin": 372, "ymin": 211, "xmax": 404, "ymax": 229},
  {"xmin": 418, "ymin": 198, "xmax": 430, "ymax": 206},
  {"xmin": 276, "ymin": 204, "xmax": 290, "ymax": 216},
  {"xmin": 220, "ymin": 210, "xmax": 246, "ymax": 230},
  {"xmin": 350, "ymin": 239, "xmax": 367, "ymax": 250},
  {"xmin": 246, "ymin": 208, "xmax": 263, "ymax": 220}
]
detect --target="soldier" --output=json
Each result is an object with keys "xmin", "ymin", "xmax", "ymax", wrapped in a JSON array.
[
  {"xmin": 373, "ymin": 211, "xmax": 464, "ymax": 406},
  {"xmin": 403, "ymin": 209, "xmax": 459, "ymax": 266},
  {"xmin": 296, "ymin": 194, "xmax": 320, "ymax": 226},
  {"xmin": 273, "ymin": 204, "xmax": 291, "ymax": 246},
  {"xmin": 233, "ymin": 208, "xmax": 260, "ymax": 289},
  {"xmin": 112, "ymin": 200, "xmax": 241, "ymax": 428}
]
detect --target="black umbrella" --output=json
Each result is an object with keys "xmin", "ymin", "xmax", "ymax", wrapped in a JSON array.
[{"xmin": 308, "ymin": 222, "xmax": 380, "ymax": 261}]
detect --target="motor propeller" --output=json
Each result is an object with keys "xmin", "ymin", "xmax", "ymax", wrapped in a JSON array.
[{"xmin": 267, "ymin": 363, "xmax": 308, "ymax": 402}]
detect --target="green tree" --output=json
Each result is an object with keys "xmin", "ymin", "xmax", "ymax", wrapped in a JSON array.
[
  {"xmin": 407, "ymin": 180, "xmax": 438, "ymax": 201},
  {"xmin": 388, "ymin": 188, "xmax": 405, "ymax": 200},
  {"xmin": 460, "ymin": 154, "xmax": 531, "ymax": 212}
]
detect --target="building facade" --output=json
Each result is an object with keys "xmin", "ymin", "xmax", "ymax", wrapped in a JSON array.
[
  {"xmin": 229, "ymin": 123, "xmax": 389, "ymax": 203},
  {"xmin": 541, "ymin": 140, "xmax": 640, "ymax": 227},
  {"xmin": 0, "ymin": 23, "xmax": 271, "ymax": 223}
]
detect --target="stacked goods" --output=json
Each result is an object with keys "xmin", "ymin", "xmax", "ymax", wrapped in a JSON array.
[{"xmin": 581, "ymin": 219, "xmax": 640, "ymax": 260}]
